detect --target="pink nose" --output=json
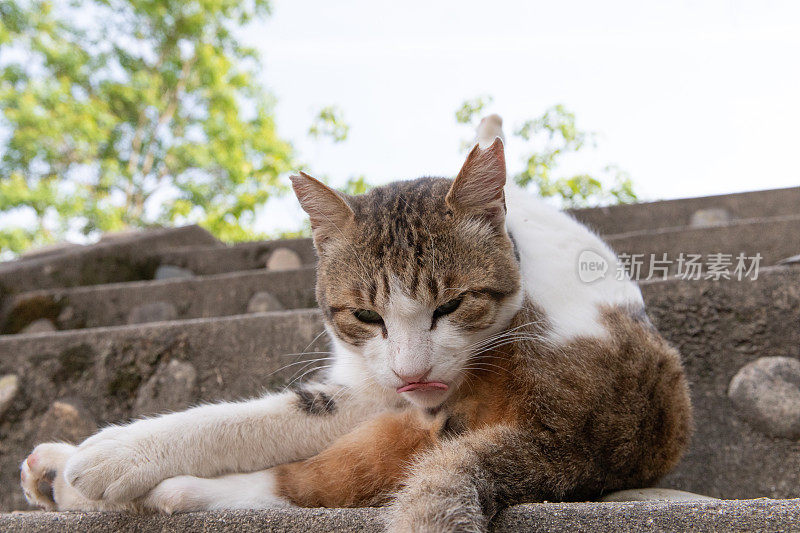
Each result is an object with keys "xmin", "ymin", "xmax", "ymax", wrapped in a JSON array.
[{"xmin": 393, "ymin": 368, "xmax": 432, "ymax": 384}]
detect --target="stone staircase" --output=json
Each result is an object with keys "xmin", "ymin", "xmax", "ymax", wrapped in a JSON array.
[{"xmin": 1, "ymin": 186, "xmax": 799, "ymax": 531}]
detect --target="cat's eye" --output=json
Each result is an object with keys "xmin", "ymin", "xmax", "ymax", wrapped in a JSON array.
[
  {"xmin": 353, "ymin": 309, "xmax": 384, "ymax": 324},
  {"xmin": 433, "ymin": 297, "xmax": 463, "ymax": 319}
]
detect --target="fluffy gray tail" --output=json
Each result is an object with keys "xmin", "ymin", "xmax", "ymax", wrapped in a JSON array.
[{"xmin": 475, "ymin": 114, "xmax": 505, "ymax": 148}]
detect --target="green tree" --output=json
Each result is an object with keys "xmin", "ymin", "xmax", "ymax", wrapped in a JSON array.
[
  {"xmin": 306, "ymin": 106, "xmax": 372, "ymax": 195},
  {"xmin": 456, "ymin": 99, "xmax": 637, "ymax": 208},
  {"xmin": 0, "ymin": 0, "xmax": 293, "ymax": 254},
  {"xmin": 308, "ymin": 105, "xmax": 349, "ymax": 144},
  {"xmin": 274, "ymin": 107, "xmax": 371, "ymax": 240},
  {"xmin": 340, "ymin": 175, "xmax": 371, "ymax": 196}
]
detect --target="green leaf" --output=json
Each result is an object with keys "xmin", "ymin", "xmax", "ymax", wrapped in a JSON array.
[
  {"xmin": 308, "ymin": 105, "xmax": 350, "ymax": 143},
  {"xmin": 0, "ymin": 0, "xmax": 294, "ymax": 255}
]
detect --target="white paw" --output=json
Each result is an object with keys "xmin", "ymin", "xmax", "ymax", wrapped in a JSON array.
[
  {"xmin": 63, "ymin": 424, "xmax": 164, "ymax": 503},
  {"xmin": 21, "ymin": 443, "xmax": 95, "ymax": 511},
  {"xmin": 144, "ymin": 470, "xmax": 295, "ymax": 513},
  {"xmin": 144, "ymin": 476, "xmax": 213, "ymax": 514}
]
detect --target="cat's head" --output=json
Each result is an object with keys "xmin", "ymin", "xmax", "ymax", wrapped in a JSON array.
[{"xmin": 291, "ymin": 139, "xmax": 522, "ymax": 408}]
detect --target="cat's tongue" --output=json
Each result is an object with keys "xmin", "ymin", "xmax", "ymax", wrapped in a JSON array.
[{"xmin": 396, "ymin": 382, "xmax": 449, "ymax": 393}]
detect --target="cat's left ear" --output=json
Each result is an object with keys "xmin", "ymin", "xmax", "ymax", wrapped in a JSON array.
[{"xmin": 446, "ymin": 137, "xmax": 507, "ymax": 229}]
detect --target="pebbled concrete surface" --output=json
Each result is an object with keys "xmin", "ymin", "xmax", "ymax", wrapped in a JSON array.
[
  {"xmin": 1, "ymin": 266, "xmax": 317, "ymax": 332},
  {"xmin": 0, "ymin": 310, "xmax": 326, "ymax": 511},
  {"xmin": 605, "ymin": 214, "xmax": 800, "ymax": 277},
  {"xmin": 645, "ymin": 267, "xmax": 800, "ymax": 500},
  {"xmin": 2, "ymin": 499, "xmax": 800, "ymax": 532},
  {"xmin": 0, "ymin": 226, "xmax": 219, "ymax": 296},
  {"xmin": 569, "ymin": 185, "xmax": 800, "ymax": 236},
  {"xmin": 4, "ymin": 212, "xmax": 799, "ymax": 333},
  {"xmin": 145, "ymin": 238, "xmax": 317, "ymax": 277}
]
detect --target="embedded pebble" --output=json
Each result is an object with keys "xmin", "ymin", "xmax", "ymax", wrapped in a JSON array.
[
  {"xmin": 154, "ymin": 264, "xmax": 195, "ymax": 280},
  {"xmin": 57, "ymin": 305, "xmax": 75, "ymax": 324},
  {"xmin": 56, "ymin": 305, "xmax": 79, "ymax": 329},
  {"xmin": 689, "ymin": 208, "xmax": 731, "ymax": 227},
  {"xmin": 20, "ymin": 319, "xmax": 57, "ymax": 334},
  {"xmin": 266, "ymin": 248, "xmax": 302, "ymax": 271},
  {"xmin": 133, "ymin": 360, "xmax": 198, "ymax": 416},
  {"xmin": 0, "ymin": 374, "xmax": 19, "ymax": 419},
  {"xmin": 35, "ymin": 401, "xmax": 97, "ymax": 444},
  {"xmin": 247, "ymin": 291, "xmax": 284, "ymax": 313},
  {"xmin": 728, "ymin": 356, "xmax": 800, "ymax": 439},
  {"xmin": 127, "ymin": 301, "xmax": 178, "ymax": 325},
  {"xmin": 600, "ymin": 488, "xmax": 718, "ymax": 502}
]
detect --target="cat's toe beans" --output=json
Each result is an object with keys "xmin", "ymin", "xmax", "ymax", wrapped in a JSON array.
[{"xmin": 20, "ymin": 443, "xmax": 76, "ymax": 510}]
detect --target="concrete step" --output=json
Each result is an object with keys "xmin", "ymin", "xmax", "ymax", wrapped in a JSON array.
[
  {"xmin": 0, "ymin": 309, "xmax": 327, "ymax": 511},
  {"xmin": 0, "ymin": 230, "xmax": 316, "ymax": 300},
  {"xmin": 569, "ymin": 185, "xmax": 800, "ymax": 235},
  {"xmin": 605, "ymin": 214, "xmax": 800, "ymax": 279},
  {"xmin": 142, "ymin": 238, "xmax": 316, "ymax": 277},
  {"xmin": 2, "ymin": 187, "xmax": 794, "ymax": 297},
  {"xmin": 0, "ymin": 267, "xmax": 317, "ymax": 334},
  {"xmin": 1, "ymin": 267, "xmax": 799, "ymax": 512},
  {"xmin": 0, "ymin": 226, "xmax": 220, "ymax": 295},
  {"xmin": 4, "ymin": 215, "xmax": 799, "ymax": 333},
  {"xmin": 138, "ymin": 212, "xmax": 800, "ymax": 278},
  {"xmin": 2, "ymin": 498, "xmax": 799, "ymax": 532}
]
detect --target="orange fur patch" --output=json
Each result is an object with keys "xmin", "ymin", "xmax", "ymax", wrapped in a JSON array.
[{"xmin": 274, "ymin": 410, "xmax": 436, "ymax": 507}]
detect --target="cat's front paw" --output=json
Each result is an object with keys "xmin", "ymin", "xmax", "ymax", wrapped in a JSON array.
[
  {"xmin": 64, "ymin": 425, "xmax": 165, "ymax": 503},
  {"xmin": 21, "ymin": 443, "xmax": 96, "ymax": 511}
]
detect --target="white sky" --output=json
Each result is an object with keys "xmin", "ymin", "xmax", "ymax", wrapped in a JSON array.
[
  {"xmin": 3, "ymin": 0, "xmax": 798, "ymax": 244},
  {"xmin": 249, "ymin": 0, "xmax": 800, "ymax": 233}
]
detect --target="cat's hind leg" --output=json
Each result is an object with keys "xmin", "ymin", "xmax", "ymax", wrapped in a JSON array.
[
  {"xmin": 143, "ymin": 471, "xmax": 295, "ymax": 513},
  {"xmin": 142, "ymin": 409, "xmax": 436, "ymax": 513}
]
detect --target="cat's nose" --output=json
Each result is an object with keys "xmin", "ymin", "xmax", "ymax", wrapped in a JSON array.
[{"xmin": 393, "ymin": 368, "xmax": 432, "ymax": 384}]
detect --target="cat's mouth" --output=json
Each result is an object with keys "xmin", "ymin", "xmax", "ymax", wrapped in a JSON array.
[{"xmin": 396, "ymin": 382, "xmax": 449, "ymax": 393}]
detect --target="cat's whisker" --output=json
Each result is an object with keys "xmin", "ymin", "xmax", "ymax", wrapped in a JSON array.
[
  {"xmin": 284, "ymin": 364, "xmax": 333, "ymax": 391},
  {"xmin": 471, "ymin": 338, "xmax": 541, "ymax": 356},
  {"xmin": 267, "ymin": 357, "xmax": 333, "ymax": 378},
  {"xmin": 283, "ymin": 359, "xmax": 333, "ymax": 389},
  {"xmin": 468, "ymin": 334, "xmax": 546, "ymax": 353},
  {"xmin": 461, "ymin": 323, "xmax": 549, "ymax": 351},
  {"xmin": 461, "ymin": 366, "xmax": 504, "ymax": 378},
  {"xmin": 463, "ymin": 360, "xmax": 509, "ymax": 372},
  {"xmin": 298, "ymin": 330, "xmax": 329, "ymax": 356},
  {"xmin": 474, "ymin": 328, "xmax": 551, "ymax": 345},
  {"xmin": 455, "ymin": 369, "xmax": 477, "ymax": 395},
  {"xmin": 276, "ymin": 351, "xmax": 333, "ymax": 359}
]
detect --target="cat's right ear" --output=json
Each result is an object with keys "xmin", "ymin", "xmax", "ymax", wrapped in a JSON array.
[
  {"xmin": 446, "ymin": 137, "xmax": 507, "ymax": 230},
  {"xmin": 290, "ymin": 172, "xmax": 355, "ymax": 249}
]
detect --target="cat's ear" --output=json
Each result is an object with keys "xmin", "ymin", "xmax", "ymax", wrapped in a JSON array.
[
  {"xmin": 290, "ymin": 171, "xmax": 354, "ymax": 248},
  {"xmin": 446, "ymin": 137, "xmax": 507, "ymax": 229}
]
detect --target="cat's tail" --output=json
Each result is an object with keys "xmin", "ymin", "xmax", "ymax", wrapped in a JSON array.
[{"xmin": 475, "ymin": 114, "xmax": 505, "ymax": 148}]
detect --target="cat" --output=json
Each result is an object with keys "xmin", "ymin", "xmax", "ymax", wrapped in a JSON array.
[{"xmin": 21, "ymin": 115, "xmax": 692, "ymax": 532}]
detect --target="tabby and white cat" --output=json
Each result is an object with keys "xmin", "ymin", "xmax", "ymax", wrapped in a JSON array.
[{"xmin": 21, "ymin": 116, "xmax": 691, "ymax": 532}]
